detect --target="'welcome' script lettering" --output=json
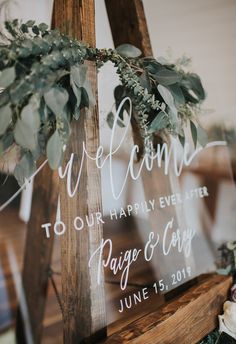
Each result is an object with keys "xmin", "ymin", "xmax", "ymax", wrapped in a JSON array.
[{"xmin": 58, "ymin": 97, "xmax": 227, "ymax": 200}]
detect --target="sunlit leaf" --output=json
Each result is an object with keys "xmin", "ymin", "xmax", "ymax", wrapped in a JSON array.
[
  {"xmin": 155, "ymin": 69, "xmax": 181, "ymax": 86},
  {"xmin": 44, "ymin": 86, "xmax": 69, "ymax": 116},
  {"xmin": 116, "ymin": 44, "xmax": 142, "ymax": 58},
  {"xmin": 158, "ymin": 84, "xmax": 178, "ymax": 124},
  {"xmin": 0, "ymin": 104, "xmax": 12, "ymax": 136},
  {"xmin": 14, "ymin": 104, "xmax": 40, "ymax": 150},
  {"xmin": 46, "ymin": 130, "xmax": 63, "ymax": 169},
  {"xmin": 71, "ymin": 65, "xmax": 87, "ymax": 87},
  {"xmin": 0, "ymin": 67, "xmax": 15, "ymax": 88},
  {"xmin": 148, "ymin": 111, "xmax": 169, "ymax": 133}
]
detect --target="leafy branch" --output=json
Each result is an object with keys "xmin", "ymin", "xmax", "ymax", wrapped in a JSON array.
[{"xmin": 0, "ymin": 20, "xmax": 207, "ymax": 185}]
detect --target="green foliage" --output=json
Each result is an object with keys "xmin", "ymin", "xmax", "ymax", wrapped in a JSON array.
[
  {"xmin": 0, "ymin": 104, "xmax": 11, "ymax": 136},
  {"xmin": 218, "ymin": 241, "xmax": 236, "ymax": 283},
  {"xmin": 46, "ymin": 130, "xmax": 63, "ymax": 169},
  {"xmin": 197, "ymin": 126, "xmax": 208, "ymax": 147},
  {"xmin": 44, "ymin": 87, "xmax": 69, "ymax": 116},
  {"xmin": 107, "ymin": 111, "xmax": 125, "ymax": 129},
  {"xmin": 199, "ymin": 330, "xmax": 219, "ymax": 344},
  {"xmin": 154, "ymin": 69, "xmax": 181, "ymax": 86},
  {"xmin": 0, "ymin": 20, "xmax": 207, "ymax": 184},
  {"xmin": 190, "ymin": 120, "xmax": 198, "ymax": 148},
  {"xmin": 116, "ymin": 44, "xmax": 142, "ymax": 58},
  {"xmin": 0, "ymin": 66, "xmax": 15, "ymax": 88},
  {"xmin": 148, "ymin": 111, "xmax": 168, "ymax": 133},
  {"xmin": 14, "ymin": 152, "xmax": 36, "ymax": 186},
  {"xmin": 14, "ymin": 104, "xmax": 40, "ymax": 151}
]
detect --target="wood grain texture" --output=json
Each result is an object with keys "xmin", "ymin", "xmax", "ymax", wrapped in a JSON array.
[
  {"xmin": 105, "ymin": 0, "xmax": 152, "ymax": 55},
  {"xmin": 53, "ymin": 0, "xmax": 106, "ymax": 343},
  {"xmin": 16, "ymin": 166, "xmax": 58, "ymax": 344},
  {"xmin": 103, "ymin": 274, "xmax": 232, "ymax": 344}
]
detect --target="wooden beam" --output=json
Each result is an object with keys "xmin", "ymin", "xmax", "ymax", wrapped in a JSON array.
[
  {"xmin": 105, "ymin": 0, "xmax": 153, "ymax": 55},
  {"xmin": 105, "ymin": 0, "xmax": 190, "ymax": 290},
  {"xmin": 16, "ymin": 166, "xmax": 58, "ymax": 344},
  {"xmin": 103, "ymin": 274, "xmax": 232, "ymax": 344},
  {"xmin": 53, "ymin": 0, "xmax": 106, "ymax": 343}
]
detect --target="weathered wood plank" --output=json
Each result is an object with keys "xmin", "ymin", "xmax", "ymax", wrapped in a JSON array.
[
  {"xmin": 53, "ymin": 0, "xmax": 107, "ymax": 342},
  {"xmin": 16, "ymin": 166, "xmax": 58, "ymax": 344},
  {"xmin": 105, "ymin": 0, "xmax": 152, "ymax": 55},
  {"xmin": 103, "ymin": 274, "xmax": 232, "ymax": 344}
]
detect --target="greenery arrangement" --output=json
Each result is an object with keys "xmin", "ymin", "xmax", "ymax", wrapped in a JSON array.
[
  {"xmin": 199, "ymin": 329, "xmax": 220, "ymax": 344},
  {"xmin": 217, "ymin": 241, "xmax": 236, "ymax": 285},
  {"xmin": 0, "ymin": 20, "xmax": 207, "ymax": 185},
  {"xmin": 199, "ymin": 241, "xmax": 236, "ymax": 344}
]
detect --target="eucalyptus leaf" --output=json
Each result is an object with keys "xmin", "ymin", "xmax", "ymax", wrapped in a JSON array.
[
  {"xmin": 20, "ymin": 23, "xmax": 28, "ymax": 33},
  {"xmin": 80, "ymin": 87, "xmax": 89, "ymax": 108},
  {"xmin": 0, "ymin": 104, "xmax": 12, "ymax": 136},
  {"xmin": 182, "ymin": 87, "xmax": 199, "ymax": 104},
  {"xmin": 14, "ymin": 153, "xmax": 36, "ymax": 186},
  {"xmin": 190, "ymin": 120, "xmax": 198, "ymax": 148},
  {"xmin": 139, "ymin": 71, "xmax": 151, "ymax": 91},
  {"xmin": 116, "ymin": 44, "xmax": 142, "ymax": 58},
  {"xmin": 157, "ymin": 84, "xmax": 178, "ymax": 123},
  {"xmin": 1, "ymin": 132, "xmax": 14, "ymax": 151},
  {"xmin": 71, "ymin": 81, "xmax": 82, "ymax": 108},
  {"xmin": 178, "ymin": 134, "xmax": 185, "ymax": 148},
  {"xmin": 71, "ymin": 65, "xmax": 87, "ymax": 87},
  {"xmin": 148, "ymin": 111, "xmax": 169, "ymax": 133},
  {"xmin": 114, "ymin": 85, "xmax": 124, "ymax": 102},
  {"xmin": 80, "ymin": 83, "xmax": 96, "ymax": 108},
  {"xmin": 46, "ymin": 130, "xmax": 63, "ymax": 169},
  {"xmin": 32, "ymin": 25, "xmax": 40, "ymax": 35},
  {"xmin": 38, "ymin": 23, "xmax": 48, "ymax": 33},
  {"xmin": 0, "ymin": 67, "xmax": 15, "ymax": 88},
  {"xmin": 25, "ymin": 20, "xmax": 35, "ymax": 27},
  {"xmin": 197, "ymin": 126, "xmax": 208, "ymax": 147},
  {"xmin": 155, "ymin": 69, "xmax": 181, "ymax": 86},
  {"xmin": 107, "ymin": 111, "xmax": 114, "ymax": 129},
  {"xmin": 107, "ymin": 111, "xmax": 125, "ymax": 129},
  {"xmin": 44, "ymin": 86, "xmax": 69, "ymax": 116},
  {"xmin": 158, "ymin": 84, "xmax": 175, "ymax": 107},
  {"xmin": 188, "ymin": 73, "xmax": 205, "ymax": 100},
  {"xmin": 14, "ymin": 104, "xmax": 40, "ymax": 150},
  {"xmin": 113, "ymin": 86, "xmax": 130, "ymax": 119},
  {"xmin": 83, "ymin": 80, "xmax": 95, "ymax": 106},
  {"xmin": 167, "ymin": 84, "xmax": 185, "ymax": 105},
  {"xmin": 142, "ymin": 59, "xmax": 163, "ymax": 74}
]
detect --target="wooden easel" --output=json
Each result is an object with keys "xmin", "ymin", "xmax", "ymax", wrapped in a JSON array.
[{"xmin": 15, "ymin": 1, "xmax": 232, "ymax": 343}]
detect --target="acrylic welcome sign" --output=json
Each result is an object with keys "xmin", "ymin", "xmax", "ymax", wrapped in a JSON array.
[
  {"xmin": 0, "ymin": 0, "xmax": 236, "ymax": 343},
  {"xmin": 95, "ymin": 97, "xmax": 235, "ymax": 321}
]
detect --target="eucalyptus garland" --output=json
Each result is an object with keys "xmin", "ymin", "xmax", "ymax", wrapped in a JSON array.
[{"xmin": 0, "ymin": 20, "xmax": 207, "ymax": 185}]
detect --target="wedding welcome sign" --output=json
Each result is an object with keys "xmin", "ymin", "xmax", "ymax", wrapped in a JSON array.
[
  {"xmin": 0, "ymin": 0, "xmax": 236, "ymax": 343},
  {"xmin": 61, "ymin": 96, "xmax": 232, "ymax": 316}
]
